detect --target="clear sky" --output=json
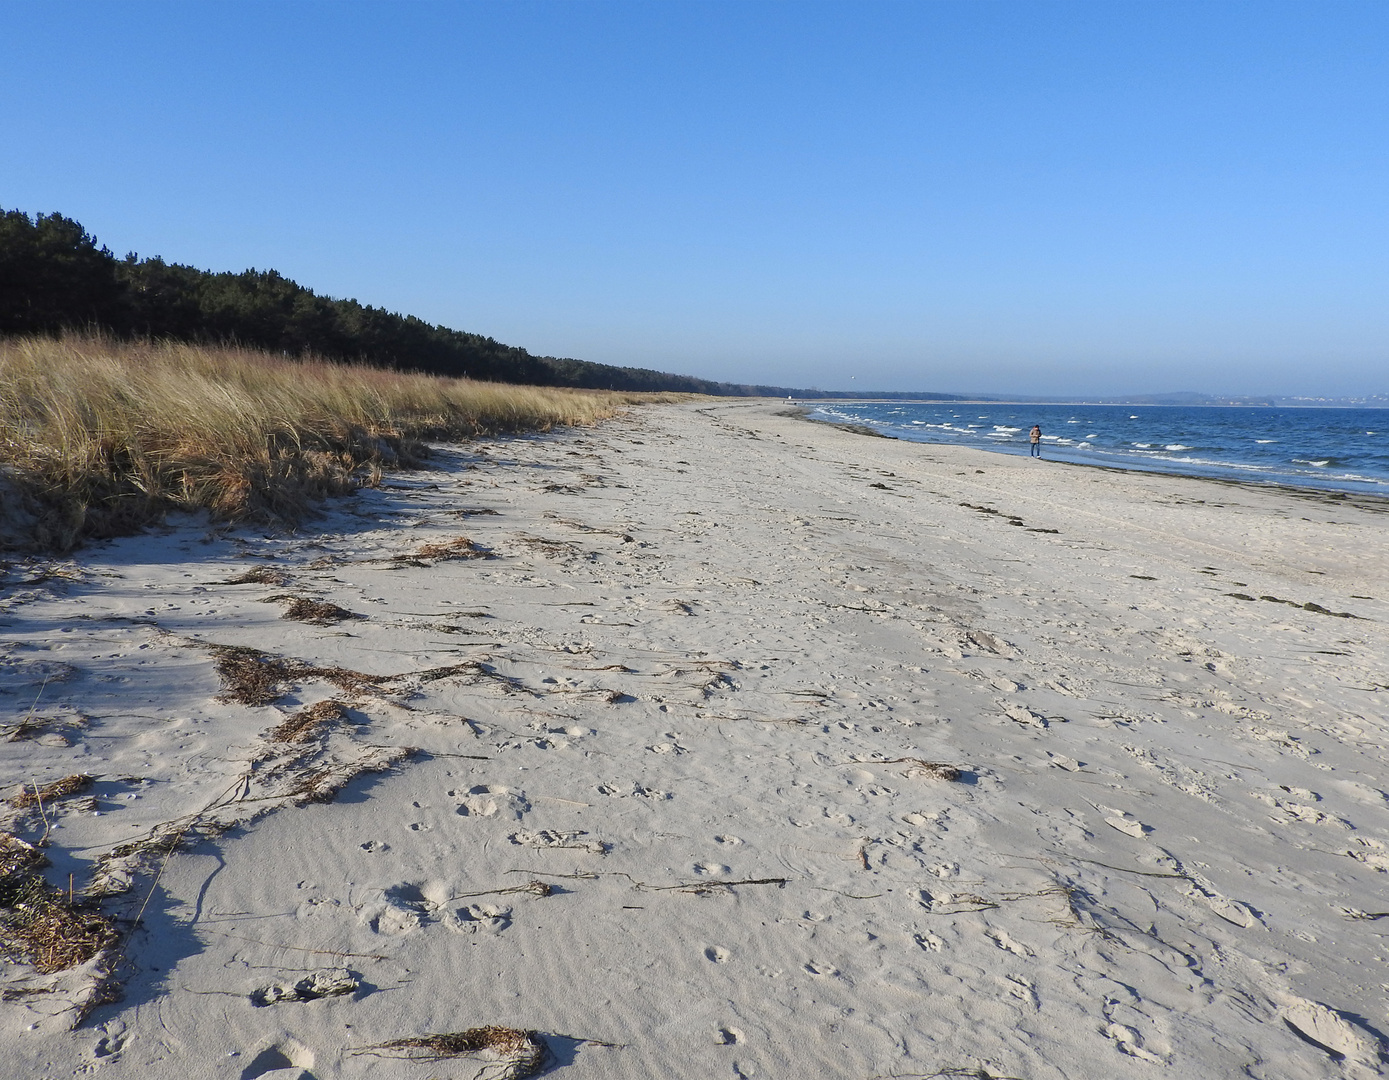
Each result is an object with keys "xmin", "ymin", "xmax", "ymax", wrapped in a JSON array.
[{"xmin": 3, "ymin": 1, "xmax": 1386, "ymax": 396}]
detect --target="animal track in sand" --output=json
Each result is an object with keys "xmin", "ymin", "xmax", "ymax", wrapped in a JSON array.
[
  {"xmin": 705, "ymin": 945, "xmax": 731, "ymax": 963},
  {"xmin": 694, "ymin": 862, "xmax": 731, "ymax": 876},
  {"xmin": 714, "ymin": 834, "xmax": 744, "ymax": 845},
  {"xmin": 716, "ymin": 1027, "xmax": 744, "ymax": 1045},
  {"xmin": 802, "ymin": 960, "xmax": 841, "ymax": 978}
]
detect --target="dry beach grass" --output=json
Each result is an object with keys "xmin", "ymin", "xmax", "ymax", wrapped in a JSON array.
[{"xmin": 0, "ymin": 334, "xmax": 673, "ymax": 550}]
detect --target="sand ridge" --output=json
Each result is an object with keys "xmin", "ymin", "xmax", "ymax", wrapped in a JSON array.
[{"xmin": 2, "ymin": 400, "xmax": 1387, "ymax": 1079}]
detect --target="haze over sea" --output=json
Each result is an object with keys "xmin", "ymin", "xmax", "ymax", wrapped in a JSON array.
[{"xmin": 807, "ymin": 401, "xmax": 1389, "ymax": 494}]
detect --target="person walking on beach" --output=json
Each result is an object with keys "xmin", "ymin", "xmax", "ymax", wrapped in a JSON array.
[{"xmin": 1029, "ymin": 424, "xmax": 1042, "ymax": 457}]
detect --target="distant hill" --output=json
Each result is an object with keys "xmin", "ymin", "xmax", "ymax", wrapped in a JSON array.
[{"xmin": 0, "ymin": 208, "xmax": 796, "ymax": 395}]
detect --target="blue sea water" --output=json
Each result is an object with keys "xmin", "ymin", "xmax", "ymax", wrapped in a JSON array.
[{"xmin": 804, "ymin": 401, "xmax": 1389, "ymax": 495}]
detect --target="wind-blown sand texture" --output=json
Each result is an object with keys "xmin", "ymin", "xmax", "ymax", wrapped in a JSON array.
[{"xmin": 2, "ymin": 401, "xmax": 1387, "ymax": 1079}]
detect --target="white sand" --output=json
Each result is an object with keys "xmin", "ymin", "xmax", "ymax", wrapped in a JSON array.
[{"xmin": 3, "ymin": 400, "xmax": 1388, "ymax": 1080}]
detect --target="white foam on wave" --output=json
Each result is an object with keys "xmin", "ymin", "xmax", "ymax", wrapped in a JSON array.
[
  {"xmin": 1164, "ymin": 444, "xmax": 1194, "ymax": 451},
  {"xmin": 993, "ymin": 425, "xmax": 1020, "ymax": 433},
  {"xmin": 1132, "ymin": 442, "xmax": 1153, "ymax": 449},
  {"xmin": 1293, "ymin": 459, "xmax": 1332, "ymax": 468},
  {"xmin": 1255, "ymin": 439, "xmax": 1276, "ymax": 444}
]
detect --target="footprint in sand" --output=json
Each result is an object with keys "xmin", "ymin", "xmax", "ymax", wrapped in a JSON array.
[
  {"xmin": 235, "ymin": 1039, "xmax": 316, "ymax": 1080},
  {"xmin": 1097, "ymin": 806, "xmax": 1150, "ymax": 838},
  {"xmin": 694, "ymin": 862, "xmax": 731, "ymax": 876},
  {"xmin": 1003, "ymin": 703, "xmax": 1049, "ymax": 729},
  {"xmin": 716, "ymin": 1027, "xmax": 744, "ymax": 1045},
  {"xmin": 705, "ymin": 945, "xmax": 731, "ymax": 963},
  {"xmin": 1347, "ymin": 837, "xmax": 1389, "ymax": 871},
  {"xmin": 250, "ymin": 969, "xmax": 358, "ymax": 1006},
  {"xmin": 1281, "ymin": 996, "xmax": 1381, "ymax": 1066},
  {"xmin": 453, "ymin": 784, "xmax": 530, "ymax": 819},
  {"xmin": 509, "ymin": 828, "xmax": 609, "ymax": 854},
  {"xmin": 596, "ymin": 780, "xmax": 671, "ymax": 800},
  {"xmin": 986, "ymin": 930, "xmax": 1035, "ymax": 958},
  {"xmin": 714, "ymin": 834, "xmax": 744, "ymax": 846},
  {"xmin": 445, "ymin": 903, "xmax": 512, "ymax": 935},
  {"xmin": 803, "ymin": 960, "xmax": 840, "ymax": 978},
  {"xmin": 1190, "ymin": 889, "xmax": 1261, "ymax": 928}
]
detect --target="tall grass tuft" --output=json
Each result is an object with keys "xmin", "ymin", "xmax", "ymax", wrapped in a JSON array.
[{"xmin": 0, "ymin": 335, "xmax": 668, "ymax": 550}]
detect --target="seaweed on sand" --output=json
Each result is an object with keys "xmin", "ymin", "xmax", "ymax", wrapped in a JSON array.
[
  {"xmin": 278, "ymin": 597, "xmax": 362, "ymax": 625},
  {"xmin": 414, "ymin": 536, "xmax": 493, "ymax": 561},
  {"xmin": 356, "ymin": 1025, "xmax": 548, "ymax": 1077},
  {"xmin": 223, "ymin": 565, "xmax": 290, "ymax": 585},
  {"xmin": 210, "ymin": 645, "xmax": 387, "ymax": 706},
  {"xmin": 0, "ymin": 833, "xmax": 117, "ymax": 974},
  {"xmin": 10, "ymin": 773, "xmax": 93, "ymax": 809},
  {"xmin": 268, "ymin": 700, "xmax": 347, "ymax": 743}
]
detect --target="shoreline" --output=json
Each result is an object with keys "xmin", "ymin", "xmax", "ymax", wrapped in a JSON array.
[
  {"xmin": 796, "ymin": 403, "xmax": 1389, "ymax": 504},
  {"xmin": 3, "ymin": 400, "xmax": 1387, "ymax": 1078}
]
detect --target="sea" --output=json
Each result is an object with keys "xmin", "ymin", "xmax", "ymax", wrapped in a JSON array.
[{"xmin": 802, "ymin": 401, "xmax": 1389, "ymax": 495}]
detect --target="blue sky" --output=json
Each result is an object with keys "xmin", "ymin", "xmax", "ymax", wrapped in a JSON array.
[{"xmin": 3, "ymin": 1, "xmax": 1386, "ymax": 396}]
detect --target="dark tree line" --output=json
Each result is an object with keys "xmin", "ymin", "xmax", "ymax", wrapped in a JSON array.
[{"xmin": 0, "ymin": 208, "xmax": 795, "ymax": 394}]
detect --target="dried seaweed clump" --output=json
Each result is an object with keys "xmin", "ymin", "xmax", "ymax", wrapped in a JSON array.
[
  {"xmin": 0, "ymin": 833, "xmax": 116, "ymax": 973},
  {"xmin": 268, "ymin": 700, "xmax": 347, "ymax": 743},
  {"xmin": 224, "ymin": 565, "xmax": 290, "ymax": 585},
  {"xmin": 280, "ymin": 597, "xmax": 362, "ymax": 625},
  {"xmin": 0, "ymin": 833, "xmax": 46, "ymax": 880},
  {"xmin": 213, "ymin": 646, "xmax": 292, "ymax": 706},
  {"xmin": 211, "ymin": 644, "xmax": 387, "ymax": 706},
  {"xmin": 362, "ymin": 1026, "xmax": 547, "ymax": 1077},
  {"xmin": 10, "ymin": 773, "xmax": 93, "ymax": 809},
  {"xmin": 905, "ymin": 760, "xmax": 964, "ymax": 782},
  {"xmin": 415, "ymin": 536, "xmax": 493, "ymax": 561},
  {"xmin": 285, "ymin": 747, "xmax": 416, "ymax": 806}
]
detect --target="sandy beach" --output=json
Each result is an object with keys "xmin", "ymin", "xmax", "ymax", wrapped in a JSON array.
[{"xmin": 3, "ymin": 399, "xmax": 1388, "ymax": 1079}]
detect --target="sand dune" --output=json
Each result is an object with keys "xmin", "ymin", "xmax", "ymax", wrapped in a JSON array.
[{"xmin": 3, "ymin": 400, "xmax": 1387, "ymax": 1079}]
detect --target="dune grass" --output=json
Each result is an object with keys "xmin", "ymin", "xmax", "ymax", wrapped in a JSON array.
[{"xmin": 0, "ymin": 335, "xmax": 674, "ymax": 550}]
